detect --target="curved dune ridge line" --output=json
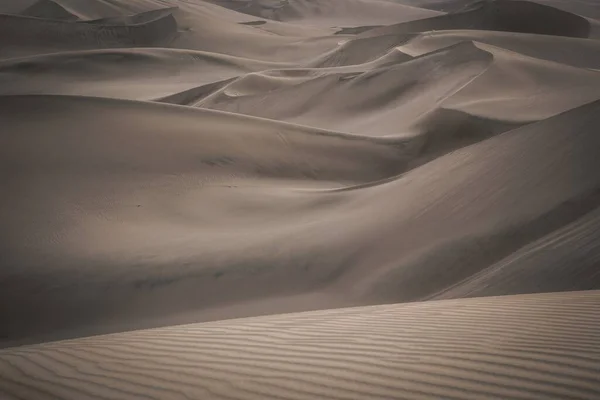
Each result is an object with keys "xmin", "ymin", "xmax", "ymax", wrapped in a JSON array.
[
  {"xmin": 402, "ymin": 0, "xmax": 600, "ymax": 20},
  {"xmin": 16, "ymin": 0, "xmax": 177, "ymax": 20},
  {"xmin": 2, "ymin": 95, "xmax": 600, "ymax": 347},
  {"xmin": 203, "ymin": 0, "xmax": 444, "ymax": 26},
  {"xmin": 0, "ymin": 8, "xmax": 178, "ymax": 57},
  {"xmin": 1, "ymin": 291, "xmax": 600, "ymax": 400},
  {"xmin": 1, "ymin": 0, "xmax": 600, "ymax": 393},
  {"xmin": 0, "ymin": 48, "xmax": 284, "ymax": 99},
  {"xmin": 305, "ymin": 34, "xmax": 415, "ymax": 67},
  {"xmin": 357, "ymin": 0, "xmax": 592, "ymax": 38},
  {"xmin": 430, "ymin": 203, "xmax": 600, "ymax": 300},
  {"xmin": 396, "ymin": 29, "xmax": 600, "ymax": 69},
  {"xmin": 193, "ymin": 41, "xmax": 600, "ymax": 130},
  {"xmin": 20, "ymin": 0, "xmax": 80, "ymax": 20}
]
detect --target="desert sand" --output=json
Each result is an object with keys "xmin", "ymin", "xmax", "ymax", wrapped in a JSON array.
[
  {"xmin": 2, "ymin": 291, "xmax": 600, "ymax": 399},
  {"xmin": 1, "ymin": 0, "xmax": 600, "ymax": 398}
]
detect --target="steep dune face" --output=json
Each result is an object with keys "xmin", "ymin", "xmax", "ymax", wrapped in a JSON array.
[
  {"xmin": 0, "ymin": 49, "xmax": 281, "ymax": 100},
  {"xmin": 307, "ymin": 34, "xmax": 415, "ymax": 67},
  {"xmin": 359, "ymin": 0, "xmax": 592, "ymax": 38},
  {"xmin": 196, "ymin": 42, "xmax": 495, "ymax": 135},
  {"xmin": 432, "ymin": 204, "xmax": 600, "ymax": 299},
  {"xmin": 326, "ymin": 100, "xmax": 600, "ymax": 303},
  {"xmin": 203, "ymin": 0, "xmax": 443, "ymax": 26},
  {"xmin": 196, "ymin": 41, "xmax": 600, "ymax": 131},
  {"xmin": 1, "ymin": 0, "xmax": 600, "ymax": 387},
  {"xmin": 156, "ymin": 4, "xmax": 344, "ymax": 61},
  {"xmin": 2, "ymin": 97, "xmax": 600, "ymax": 347},
  {"xmin": 398, "ymin": 30, "xmax": 600, "ymax": 69},
  {"xmin": 394, "ymin": 0, "xmax": 600, "ymax": 19},
  {"xmin": 20, "ymin": 0, "xmax": 80, "ymax": 20}
]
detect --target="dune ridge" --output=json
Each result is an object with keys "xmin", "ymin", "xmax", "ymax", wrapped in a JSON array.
[
  {"xmin": 1, "ymin": 0, "xmax": 600, "ymax": 397},
  {"xmin": 0, "ymin": 8, "xmax": 178, "ymax": 57},
  {"xmin": 358, "ymin": 0, "xmax": 592, "ymax": 38},
  {"xmin": 1, "ymin": 291, "xmax": 599, "ymax": 399},
  {"xmin": 430, "ymin": 200, "xmax": 600, "ymax": 300},
  {"xmin": 20, "ymin": 0, "xmax": 80, "ymax": 20},
  {"xmin": 396, "ymin": 29, "xmax": 600, "ymax": 68},
  {"xmin": 203, "ymin": 0, "xmax": 443, "ymax": 26},
  {"xmin": 2, "ymin": 95, "xmax": 600, "ymax": 348}
]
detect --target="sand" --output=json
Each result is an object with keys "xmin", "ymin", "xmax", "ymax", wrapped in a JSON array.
[
  {"xmin": 1, "ymin": 291, "xmax": 600, "ymax": 399},
  {"xmin": 1, "ymin": 0, "xmax": 600, "ymax": 398}
]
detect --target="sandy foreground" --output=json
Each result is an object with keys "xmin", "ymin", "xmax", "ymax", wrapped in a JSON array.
[
  {"xmin": 1, "ymin": 0, "xmax": 600, "ymax": 398},
  {"xmin": 1, "ymin": 291, "xmax": 599, "ymax": 399}
]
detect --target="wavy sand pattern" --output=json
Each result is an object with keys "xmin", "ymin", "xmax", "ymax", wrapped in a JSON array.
[
  {"xmin": 1, "ymin": 0, "xmax": 600, "ymax": 398},
  {"xmin": 1, "ymin": 291, "xmax": 600, "ymax": 399}
]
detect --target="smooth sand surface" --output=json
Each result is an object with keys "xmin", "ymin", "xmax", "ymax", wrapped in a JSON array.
[
  {"xmin": 1, "ymin": 0, "xmax": 600, "ymax": 397},
  {"xmin": 1, "ymin": 291, "xmax": 600, "ymax": 399}
]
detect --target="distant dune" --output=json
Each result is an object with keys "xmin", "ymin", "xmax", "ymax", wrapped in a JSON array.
[
  {"xmin": 204, "ymin": 0, "xmax": 443, "ymax": 27},
  {"xmin": 1, "ymin": 0, "xmax": 599, "ymax": 398},
  {"xmin": 20, "ymin": 0, "xmax": 80, "ymax": 20},
  {"xmin": 358, "ymin": 0, "xmax": 593, "ymax": 38},
  {"xmin": 0, "ymin": 8, "xmax": 178, "ymax": 58}
]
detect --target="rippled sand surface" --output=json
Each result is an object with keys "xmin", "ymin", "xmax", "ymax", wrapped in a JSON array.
[{"xmin": 1, "ymin": 0, "xmax": 600, "ymax": 398}]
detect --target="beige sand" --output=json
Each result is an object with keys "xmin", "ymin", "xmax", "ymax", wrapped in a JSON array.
[
  {"xmin": 1, "ymin": 0, "xmax": 600, "ymax": 396},
  {"xmin": 1, "ymin": 291, "xmax": 600, "ymax": 399}
]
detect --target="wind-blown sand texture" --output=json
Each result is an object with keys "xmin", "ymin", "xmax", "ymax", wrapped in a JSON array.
[
  {"xmin": 1, "ymin": 0, "xmax": 600, "ymax": 397},
  {"xmin": 1, "ymin": 291, "xmax": 600, "ymax": 399}
]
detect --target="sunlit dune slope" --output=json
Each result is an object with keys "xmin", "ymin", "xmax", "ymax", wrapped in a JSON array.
[{"xmin": 1, "ymin": 291, "xmax": 600, "ymax": 400}]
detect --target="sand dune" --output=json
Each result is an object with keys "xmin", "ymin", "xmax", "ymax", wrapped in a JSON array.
[
  {"xmin": 204, "ymin": 0, "xmax": 443, "ymax": 27},
  {"xmin": 10, "ymin": 39, "xmax": 595, "ymax": 132},
  {"xmin": 1, "ymin": 0, "xmax": 600, "ymax": 396},
  {"xmin": 1, "ymin": 291, "xmax": 600, "ymax": 400},
  {"xmin": 19, "ymin": 0, "xmax": 173, "ymax": 20},
  {"xmin": 532, "ymin": 0, "xmax": 600, "ymax": 19},
  {"xmin": 306, "ymin": 34, "xmax": 414, "ymax": 67},
  {"xmin": 408, "ymin": 0, "xmax": 600, "ymax": 20},
  {"xmin": 0, "ymin": 48, "xmax": 282, "ymax": 99},
  {"xmin": 0, "ymin": 9, "xmax": 178, "ymax": 58},
  {"xmin": 20, "ymin": 0, "xmax": 80, "ymax": 20},
  {"xmin": 359, "ymin": 0, "xmax": 592, "ymax": 38},
  {"xmin": 432, "ymin": 203, "xmax": 600, "ymax": 299},
  {"xmin": 196, "ymin": 42, "xmax": 495, "ymax": 134},
  {"xmin": 2, "ymin": 96, "xmax": 600, "ymax": 347},
  {"xmin": 196, "ymin": 42, "xmax": 600, "ymax": 131},
  {"xmin": 397, "ymin": 30, "xmax": 600, "ymax": 68}
]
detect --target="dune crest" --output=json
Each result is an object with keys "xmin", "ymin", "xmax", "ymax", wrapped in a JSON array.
[
  {"xmin": 1, "ymin": 1, "xmax": 600, "ymax": 397},
  {"xmin": 358, "ymin": 0, "xmax": 592, "ymax": 38},
  {"xmin": 0, "ymin": 8, "xmax": 178, "ymax": 58},
  {"xmin": 204, "ymin": 0, "xmax": 443, "ymax": 26},
  {"xmin": 20, "ymin": 0, "xmax": 79, "ymax": 20},
  {"xmin": 1, "ymin": 96, "xmax": 600, "ymax": 347},
  {"xmin": 1, "ymin": 291, "xmax": 599, "ymax": 400}
]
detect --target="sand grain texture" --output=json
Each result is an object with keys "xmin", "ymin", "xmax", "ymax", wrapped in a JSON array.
[
  {"xmin": 1, "ymin": 291, "xmax": 600, "ymax": 400},
  {"xmin": 1, "ymin": 0, "xmax": 600, "ymax": 397}
]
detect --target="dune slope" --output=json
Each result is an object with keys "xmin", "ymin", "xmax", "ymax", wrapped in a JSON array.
[
  {"xmin": 1, "ymin": 0, "xmax": 600, "ymax": 383},
  {"xmin": 358, "ymin": 0, "xmax": 592, "ymax": 38},
  {"xmin": 1, "ymin": 291, "xmax": 600, "ymax": 400},
  {"xmin": 0, "ymin": 9, "xmax": 178, "ymax": 58},
  {"xmin": 203, "ymin": 0, "xmax": 443, "ymax": 27},
  {"xmin": 20, "ymin": 0, "xmax": 80, "ymax": 20},
  {"xmin": 2, "ymin": 96, "xmax": 600, "ymax": 347}
]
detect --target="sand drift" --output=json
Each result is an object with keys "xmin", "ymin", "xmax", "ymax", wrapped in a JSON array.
[{"xmin": 1, "ymin": 0, "xmax": 600, "ymax": 398}]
